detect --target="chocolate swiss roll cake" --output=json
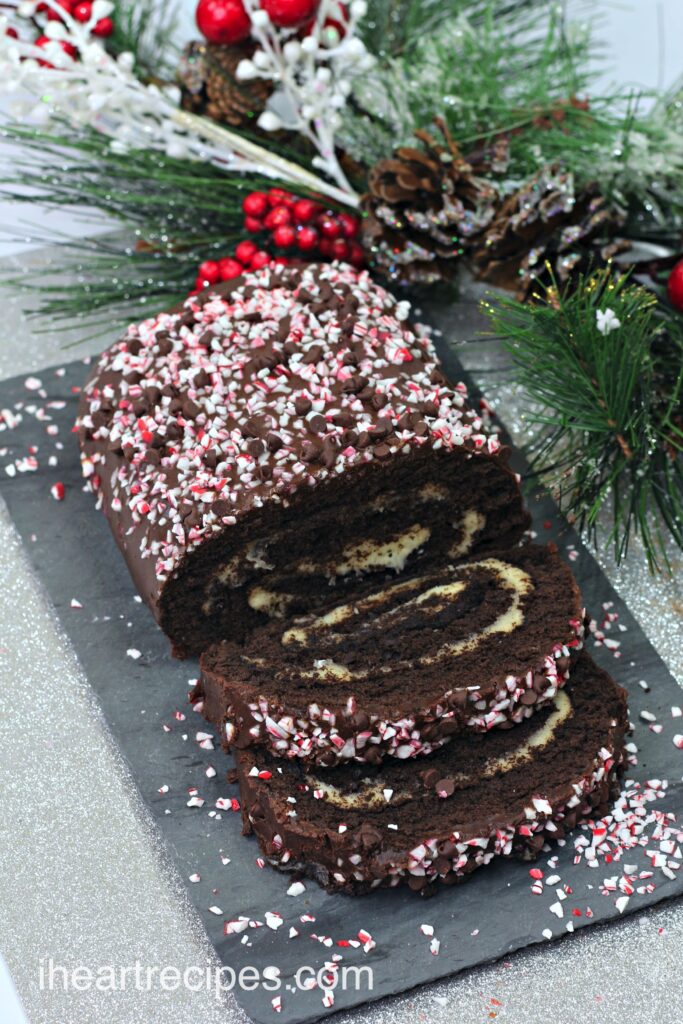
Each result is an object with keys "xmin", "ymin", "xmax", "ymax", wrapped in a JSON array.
[
  {"xmin": 234, "ymin": 653, "xmax": 628, "ymax": 895},
  {"xmin": 76, "ymin": 262, "xmax": 529, "ymax": 656},
  {"xmin": 197, "ymin": 544, "xmax": 586, "ymax": 765}
]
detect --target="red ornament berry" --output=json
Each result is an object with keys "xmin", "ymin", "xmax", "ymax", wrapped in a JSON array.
[
  {"xmin": 348, "ymin": 242, "xmax": 365, "ymax": 267},
  {"xmin": 250, "ymin": 250, "xmax": 272, "ymax": 270},
  {"xmin": 667, "ymin": 258, "xmax": 683, "ymax": 312},
  {"xmin": 196, "ymin": 0, "xmax": 251, "ymax": 45},
  {"xmin": 242, "ymin": 191, "xmax": 269, "ymax": 218},
  {"xmin": 72, "ymin": 1, "xmax": 92, "ymax": 22},
  {"xmin": 337, "ymin": 211, "xmax": 360, "ymax": 238},
  {"xmin": 267, "ymin": 187, "xmax": 294, "ymax": 207},
  {"xmin": 244, "ymin": 216, "xmax": 264, "ymax": 234},
  {"xmin": 198, "ymin": 260, "xmax": 221, "ymax": 284},
  {"xmin": 261, "ymin": 0, "xmax": 319, "ymax": 29},
  {"xmin": 235, "ymin": 240, "xmax": 258, "ymax": 264},
  {"xmin": 47, "ymin": 0, "xmax": 72, "ymax": 22},
  {"xmin": 318, "ymin": 237, "xmax": 334, "ymax": 257},
  {"xmin": 272, "ymin": 224, "xmax": 296, "ymax": 248},
  {"xmin": 218, "ymin": 257, "xmax": 244, "ymax": 280},
  {"xmin": 296, "ymin": 225, "xmax": 319, "ymax": 251},
  {"xmin": 293, "ymin": 198, "xmax": 321, "ymax": 223},
  {"xmin": 273, "ymin": 256, "xmax": 290, "ymax": 266},
  {"xmin": 92, "ymin": 15, "xmax": 114, "ymax": 36},
  {"xmin": 318, "ymin": 215, "xmax": 341, "ymax": 240},
  {"xmin": 264, "ymin": 205, "xmax": 292, "ymax": 230},
  {"xmin": 331, "ymin": 238, "xmax": 350, "ymax": 261}
]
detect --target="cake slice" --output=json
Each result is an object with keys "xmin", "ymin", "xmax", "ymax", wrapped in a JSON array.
[
  {"xmin": 76, "ymin": 261, "xmax": 529, "ymax": 656},
  {"xmin": 234, "ymin": 653, "xmax": 627, "ymax": 894},
  {"xmin": 197, "ymin": 544, "xmax": 585, "ymax": 766}
]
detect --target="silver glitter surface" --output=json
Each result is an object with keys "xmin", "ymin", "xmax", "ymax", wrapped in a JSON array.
[{"xmin": 0, "ymin": 248, "xmax": 682, "ymax": 1024}]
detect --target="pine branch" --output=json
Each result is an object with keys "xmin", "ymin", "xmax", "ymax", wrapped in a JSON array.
[
  {"xmin": 485, "ymin": 269, "xmax": 683, "ymax": 571},
  {"xmin": 0, "ymin": 122, "xmax": 327, "ymax": 331},
  {"xmin": 108, "ymin": 0, "xmax": 181, "ymax": 80}
]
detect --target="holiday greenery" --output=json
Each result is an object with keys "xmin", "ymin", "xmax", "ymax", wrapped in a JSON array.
[
  {"xmin": 486, "ymin": 270, "xmax": 683, "ymax": 571},
  {"xmin": 0, "ymin": 0, "xmax": 682, "ymax": 568}
]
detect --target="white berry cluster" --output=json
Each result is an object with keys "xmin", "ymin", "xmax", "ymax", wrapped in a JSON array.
[{"xmin": 236, "ymin": 0, "xmax": 372, "ymax": 192}]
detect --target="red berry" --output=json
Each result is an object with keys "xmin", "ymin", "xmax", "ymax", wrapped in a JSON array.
[
  {"xmin": 273, "ymin": 256, "xmax": 290, "ymax": 266},
  {"xmin": 261, "ymin": 0, "xmax": 319, "ymax": 29},
  {"xmin": 267, "ymin": 188, "xmax": 294, "ymax": 207},
  {"xmin": 196, "ymin": 0, "xmax": 251, "ymax": 44},
  {"xmin": 667, "ymin": 258, "xmax": 683, "ymax": 312},
  {"xmin": 293, "ymin": 198, "xmax": 322, "ymax": 224},
  {"xmin": 242, "ymin": 191, "xmax": 269, "ymax": 218},
  {"xmin": 296, "ymin": 225, "xmax": 319, "ymax": 251},
  {"xmin": 348, "ymin": 242, "xmax": 365, "ymax": 267},
  {"xmin": 35, "ymin": 35, "xmax": 77, "ymax": 66},
  {"xmin": 235, "ymin": 240, "xmax": 258, "ymax": 264},
  {"xmin": 218, "ymin": 257, "xmax": 244, "ymax": 281},
  {"xmin": 263, "ymin": 205, "xmax": 292, "ymax": 230},
  {"xmin": 318, "ymin": 237, "xmax": 334, "ymax": 257},
  {"xmin": 331, "ymin": 238, "xmax": 350, "ymax": 261},
  {"xmin": 92, "ymin": 15, "xmax": 114, "ymax": 36},
  {"xmin": 243, "ymin": 216, "xmax": 264, "ymax": 234},
  {"xmin": 318, "ymin": 215, "xmax": 341, "ymax": 240},
  {"xmin": 272, "ymin": 225, "xmax": 296, "ymax": 248},
  {"xmin": 337, "ymin": 211, "xmax": 360, "ymax": 239},
  {"xmin": 198, "ymin": 260, "xmax": 221, "ymax": 284},
  {"xmin": 47, "ymin": 0, "xmax": 72, "ymax": 21},
  {"xmin": 72, "ymin": 1, "xmax": 92, "ymax": 22},
  {"xmin": 250, "ymin": 250, "xmax": 272, "ymax": 270}
]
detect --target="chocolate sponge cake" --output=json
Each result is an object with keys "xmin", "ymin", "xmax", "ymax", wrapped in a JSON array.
[
  {"xmin": 76, "ymin": 262, "xmax": 529, "ymax": 656},
  {"xmin": 234, "ymin": 653, "xmax": 627, "ymax": 894},
  {"xmin": 198, "ymin": 544, "xmax": 586, "ymax": 765}
]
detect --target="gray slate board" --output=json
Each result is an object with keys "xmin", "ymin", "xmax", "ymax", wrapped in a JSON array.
[{"xmin": 0, "ymin": 322, "xmax": 681, "ymax": 1024}]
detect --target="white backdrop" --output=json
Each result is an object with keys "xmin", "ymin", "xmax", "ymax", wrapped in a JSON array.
[{"xmin": 1, "ymin": 0, "xmax": 681, "ymax": 258}]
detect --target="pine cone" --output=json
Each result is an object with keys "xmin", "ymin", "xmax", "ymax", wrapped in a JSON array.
[
  {"xmin": 177, "ymin": 41, "xmax": 272, "ymax": 130},
  {"xmin": 470, "ymin": 166, "xmax": 629, "ymax": 298},
  {"xmin": 360, "ymin": 120, "xmax": 501, "ymax": 285}
]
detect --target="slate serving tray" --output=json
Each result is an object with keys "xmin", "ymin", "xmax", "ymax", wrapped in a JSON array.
[{"xmin": 1, "ymin": 316, "xmax": 682, "ymax": 1024}]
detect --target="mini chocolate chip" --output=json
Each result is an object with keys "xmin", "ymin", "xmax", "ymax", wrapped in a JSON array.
[
  {"xmin": 303, "ymin": 345, "xmax": 324, "ymax": 365},
  {"xmin": 332, "ymin": 411, "xmax": 353, "ymax": 428},
  {"xmin": 182, "ymin": 399, "xmax": 202, "ymax": 420},
  {"xmin": 294, "ymin": 396, "xmax": 312, "ymax": 416},
  {"xmin": 371, "ymin": 393, "xmax": 388, "ymax": 410},
  {"xmin": 242, "ymin": 417, "xmax": 260, "ymax": 437},
  {"xmin": 341, "ymin": 374, "xmax": 368, "ymax": 394},
  {"xmin": 212, "ymin": 499, "xmax": 232, "ymax": 518},
  {"xmin": 421, "ymin": 400, "xmax": 439, "ymax": 417},
  {"xmin": 436, "ymin": 777, "xmax": 455, "ymax": 797},
  {"xmin": 247, "ymin": 439, "xmax": 264, "ymax": 457},
  {"xmin": 373, "ymin": 442, "xmax": 391, "ymax": 459},
  {"xmin": 157, "ymin": 336, "xmax": 174, "ymax": 356},
  {"xmin": 301, "ymin": 440, "xmax": 321, "ymax": 463},
  {"xmin": 356, "ymin": 431, "xmax": 371, "ymax": 449},
  {"xmin": 308, "ymin": 414, "xmax": 327, "ymax": 433},
  {"xmin": 126, "ymin": 338, "xmax": 143, "ymax": 355},
  {"xmin": 266, "ymin": 432, "xmax": 283, "ymax": 452}
]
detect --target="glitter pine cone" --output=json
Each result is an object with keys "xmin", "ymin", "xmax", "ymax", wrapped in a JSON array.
[
  {"xmin": 178, "ymin": 40, "xmax": 273, "ymax": 129},
  {"xmin": 359, "ymin": 121, "xmax": 500, "ymax": 286}
]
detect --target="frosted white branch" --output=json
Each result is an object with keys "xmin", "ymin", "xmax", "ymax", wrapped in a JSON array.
[
  {"xmin": 0, "ymin": 0, "xmax": 361, "ymax": 205},
  {"xmin": 237, "ymin": 0, "xmax": 370, "ymax": 195}
]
